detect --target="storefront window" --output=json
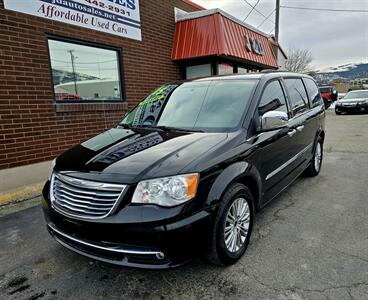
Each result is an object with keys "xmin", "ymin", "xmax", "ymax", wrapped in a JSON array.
[
  {"xmin": 48, "ymin": 38, "xmax": 123, "ymax": 102},
  {"xmin": 186, "ymin": 64, "xmax": 212, "ymax": 79},
  {"xmin": 218, "ymin": 63, "xmax": 234, "ymax": 75}
]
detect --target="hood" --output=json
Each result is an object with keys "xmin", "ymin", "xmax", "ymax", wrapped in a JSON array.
[
  {"xmin": 339, "ymin": 98, "xmax": 368, "ymax": 103},
  {"xmin": 54, "ymin": 127, "xmax": 228, "ymax": 184}
]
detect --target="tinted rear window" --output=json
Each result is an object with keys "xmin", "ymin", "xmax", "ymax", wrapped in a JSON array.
[
  {"xmin": 285, "ymin": 78, "xmax": 309, "ymax": 116},
  {"xmin": 304, "ymin": 78, "xmax": 323, "ymax": 107},
  {"xmin": 319, "ymin": 87, "xmax": 332, "ymax": 93}
]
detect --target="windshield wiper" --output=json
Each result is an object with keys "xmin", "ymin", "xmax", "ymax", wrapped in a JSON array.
[
  {"xmin": 152, "ymin": 125, "xmax": 204, "ymax": 133},
  {"xmin": 118, "ymin": 123, "xmax": 204, "ymax": 132}
]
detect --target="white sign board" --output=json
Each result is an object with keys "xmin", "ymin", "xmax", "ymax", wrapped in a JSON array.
[{"xmin": 3, "ymin": 0, "xmax": 141, "ymax": 41}]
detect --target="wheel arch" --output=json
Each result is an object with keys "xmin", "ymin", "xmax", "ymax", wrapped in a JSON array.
[{"xmin": 206, "ymin": 161, "xmax": 262, "ymax": 211}]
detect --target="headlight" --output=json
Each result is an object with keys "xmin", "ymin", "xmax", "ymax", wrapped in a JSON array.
[
  {"xmin": 49, "ymin": 158, "xmax": 56, "ymax": 180},
  {"xmin": 132, "ymin": 174, "xmax": 199, "ymax": 207}
]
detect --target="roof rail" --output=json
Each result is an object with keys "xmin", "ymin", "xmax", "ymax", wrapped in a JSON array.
[{"xmin": 260, "ymin": 69, "xmax": 289, "ymax": 73}]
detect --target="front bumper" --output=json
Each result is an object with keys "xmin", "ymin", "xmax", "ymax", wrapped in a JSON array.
[
  {"xmin": 42, "ymin": 185, "xmax": 213, "ymax": 269},
  {"xmin": 335, "ymin": 103, "xmax": 368, "ymax": 113}
]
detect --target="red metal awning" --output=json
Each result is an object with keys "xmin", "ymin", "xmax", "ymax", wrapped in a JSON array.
[{"xmin": 172, "ymin": 10, "xmax": 278, "ymax": 69}]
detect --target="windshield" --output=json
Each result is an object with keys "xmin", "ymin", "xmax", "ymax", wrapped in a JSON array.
[
  {"xmin": 121, "ymin": 79, "xmax": 258, "ymax": 132},
  {"xmin": 319, "ymin": 87, "xmax": 332, "ymax": 93},
  {"xmin": 344, "ymin": 91, "xmax": 368, "ymax": 99}
]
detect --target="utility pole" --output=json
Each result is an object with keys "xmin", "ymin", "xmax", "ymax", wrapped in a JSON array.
[
  {"xmin": 275, "ymin": 0, "xmax": 281, "ymax": 64},
  {"xmin": 68, "ymin": 50, "xmax": 78, "ymax": 96},
  {"xmin": 275, "ymin": 0, "xmax": 280, "ymax": 43}
]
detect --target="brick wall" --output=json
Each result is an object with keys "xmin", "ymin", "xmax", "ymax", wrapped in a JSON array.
[{"xmin": 0, "ymin": 0, "xmax": 199, "ymax": 170}]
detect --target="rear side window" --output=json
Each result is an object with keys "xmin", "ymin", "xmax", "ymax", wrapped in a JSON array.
[
  {"xmin": 258, "ymin": 80, "xmax": 289, "ymax": 117},
  {"xmin": 285, "ymin": 78, "xmax": 309, "ymax": 116},
  {"xmin": 319, "ymin": 87, "xmax": 332, "ymax": 93},
  {"xmin": 304, "ymin": 78, "xmax": 323, "ymax": 107}
]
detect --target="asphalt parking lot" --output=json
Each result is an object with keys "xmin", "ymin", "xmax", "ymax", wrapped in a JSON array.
[{"xmin": 1, "ymin": 110, "xmax": 367, "ymax": 300}]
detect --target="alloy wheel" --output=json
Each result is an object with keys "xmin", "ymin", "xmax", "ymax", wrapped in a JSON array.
[
  {"xmin": 314, "ymin": 142, "xmax": 322, "ymax": 172},
  {"xmin": 224, "ymin": 197, "xmax": 250, "ymax": 253}
]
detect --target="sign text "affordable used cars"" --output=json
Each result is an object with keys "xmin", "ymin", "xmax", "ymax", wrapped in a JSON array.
[{"xmin": 3, "ymin": 0, "xmax": 142, "ymax": 41}]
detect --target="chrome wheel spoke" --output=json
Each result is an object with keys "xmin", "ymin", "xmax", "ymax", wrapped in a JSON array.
[
  {"xmin": 226, "ymin": 213, "xmax": 235, "ymax": 223},
  {"xmin": 236, "ymin": 200, "xmax": 242, "ymax": 217},
  {"xmin": 239, "ymin": 212, "xmax": 250, "ymax": 222},
  {"xmin": 230, "ymin": 231, "xmax": 237, "ymax": 252},
  {"xmin": 239, "ymin": 224, "xmax": 249, "ymax": 236},
  {"xmin": 236, "ymin": 229, "xmax": 242, "ymax": 250},
  {"xmin": 224, "ymin": 197, "xmax": 251, "ymax": 253},
  {"xmin": 225, "ymin": 230, "xmax": 234, "ymax": 246},
  {"xmin": 224, "ymin": 225, "xmax": 233, "ymax": 238}
]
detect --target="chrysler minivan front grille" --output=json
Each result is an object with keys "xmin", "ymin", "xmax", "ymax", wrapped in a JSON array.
[{"xmin": 50, "ymin": 173, "xmax": 126, "ymax": 220}]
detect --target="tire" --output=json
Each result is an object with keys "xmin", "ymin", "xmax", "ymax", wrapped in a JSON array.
[
  {"xmin": 206, "ymin": 183, "xmax": 254, "ymax": 266},
  {"xmin": 305, "ymin": 136, "xmax": 323, "ymax": 176},
  {"xmin": 335, "ymin": 110, "xmax": 342, "ymax": 115}
]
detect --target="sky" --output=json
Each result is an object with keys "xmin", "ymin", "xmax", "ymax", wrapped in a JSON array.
[
  {"xmin": 194, "ymin": 0, "xmax": 368, "ymax": 70},
  {"xmin": 48, "ymin": 39, "xmax": 119, "ymax": 80}
]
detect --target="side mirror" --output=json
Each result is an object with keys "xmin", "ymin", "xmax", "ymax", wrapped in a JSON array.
[
  {"xmin": 332, "ymin": 90, "xmax": 338, "ymax": 101},
  {"xmin": 261, "ymin": 111, "xmax": 288, "ymax": 131}
]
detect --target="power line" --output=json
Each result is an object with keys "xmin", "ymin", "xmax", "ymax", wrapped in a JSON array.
[
  {"xmin": 257, "ymin": 9, "xmax": 275, "ymax": 28},
  {"xmin": 242, "ymin": 0, "xmax": 260, "ymax": 21},
  {"xmin": 242, "ymin": 0, "xmax": 275, "ymax": 24},
  {"xmin": 280, "ymin": 5, "xmax": 368, "ymax": 13}
]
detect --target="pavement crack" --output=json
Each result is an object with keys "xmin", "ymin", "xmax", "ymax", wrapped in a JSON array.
[
  {"xmin": 252, "ymin": 190, "xmax": 297, "ymax": 244},
  {"xmin": 238, "ymin": 261, "xmax": 368, "ymax": 297},
  {"xmin": 291, "ymin": 282, "xmax": 368, "ymax": 293},
  {"xmin": 325, "ymin": 245, "xmax": 368, "ymax": 264},
  {"xmin": 325, "ymin": 150, "xmax": 368, "ymax": 154}
]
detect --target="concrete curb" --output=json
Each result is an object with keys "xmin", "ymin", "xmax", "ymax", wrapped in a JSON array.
[{"xmin": 0, "ymin": 182, "xmax": 44, "ymax": 207}]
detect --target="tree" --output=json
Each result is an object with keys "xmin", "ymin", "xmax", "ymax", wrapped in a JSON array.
[{"xmin": 285, "ymin": 48, "xmax": 313, "ymax": 73}]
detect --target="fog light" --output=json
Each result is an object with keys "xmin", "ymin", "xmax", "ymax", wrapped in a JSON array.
[{"xmin": 156, "ymin": 252, "xmax": 165, "ymax": 260}]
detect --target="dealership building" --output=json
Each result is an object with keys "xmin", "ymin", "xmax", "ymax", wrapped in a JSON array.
[{"xmin": 0, "ymin": 0, "xmax": 286, "ymax": 192}]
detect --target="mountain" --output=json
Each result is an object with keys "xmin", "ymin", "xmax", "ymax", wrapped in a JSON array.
[{"xmin": 313, "ymin": 62, "xmax": 368, "ymax": 83}]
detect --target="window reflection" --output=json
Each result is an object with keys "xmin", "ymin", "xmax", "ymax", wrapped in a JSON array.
[
  {"xmin": 285, "ymin": 79, "xmax": 309, "ymax": 115},
  {"xmin": 258, "ymin": 80, "xmax": 288, "ymax": 117},
  {"xmin": 48, "ymin": 39, "xmax": 122, "ymax": 102}
]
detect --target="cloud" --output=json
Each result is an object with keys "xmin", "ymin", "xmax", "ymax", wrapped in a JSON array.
[{"xmin": 194, "ymin": 0, "xmax": 368, "ymax": 68}]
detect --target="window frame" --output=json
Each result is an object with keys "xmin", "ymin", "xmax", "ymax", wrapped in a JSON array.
[
  {"xmin": 46, "ymin": 34, "xmax": 126, "ymax": 104},
  {"xmin": 251, "ymin": 78, "xmax": 291, "ymax": 131},
  {"xmin": 282, "ymin": 76, "xmax": 310, "ymax": 118},
  {"xmin": 257, "ymin": 78, "xmax": 291, "ymax": 116}
]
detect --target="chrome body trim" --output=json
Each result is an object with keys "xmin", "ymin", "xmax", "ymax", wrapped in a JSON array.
[
  {"xmin": 266, "ymin": 143, "xmax": 313, "ymax": 181},
  {"xmin": 47, "ymin": 223, "xmax": 162, "ymax": 256},
  {"xmin": 55, "ymin": 173, "xmax": 124, "ymax": 191}
]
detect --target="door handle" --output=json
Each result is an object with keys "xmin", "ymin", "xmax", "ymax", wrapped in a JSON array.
[
  {"xmin": 296, "ymin": 125, "xmax": 305, "ymax": 132},
  {"xmin": 287, "ymin": 129, "xmax": 297, "ymax": 137}
]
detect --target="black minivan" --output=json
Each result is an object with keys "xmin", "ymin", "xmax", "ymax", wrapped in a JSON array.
[{"xmin": 42, "ymin": 72, "xmax": 325, "ymax": 269}]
